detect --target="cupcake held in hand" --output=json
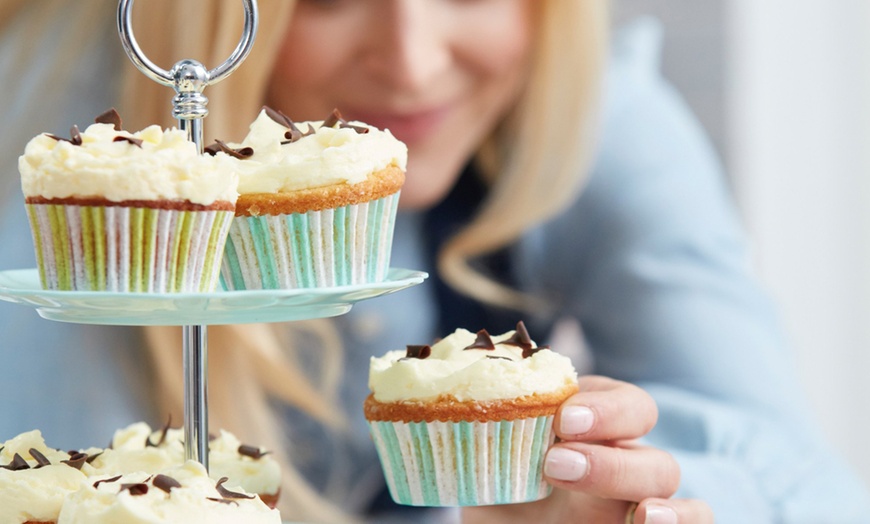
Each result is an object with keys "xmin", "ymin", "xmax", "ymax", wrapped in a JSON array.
[
  {"xmin": 217, "ymin": 107, "xmax": 406, "ymax": 290},
  {"xmin": 365, "ymin": 321, "xmax": 579, "ymax": 507},
  {"xmin": 19, "ymin": 109, "xmax": 239, "ymax": 292}
]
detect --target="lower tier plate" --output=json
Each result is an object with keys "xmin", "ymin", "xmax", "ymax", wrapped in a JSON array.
[{"xmin": 0, "ymin": 268, "xmax": 427, "ymax": 326}]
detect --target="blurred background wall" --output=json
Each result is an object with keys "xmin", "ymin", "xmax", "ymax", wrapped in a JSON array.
[{"xmin": 614, "ymin": 0, "xmax": 870, "ymax": 488}]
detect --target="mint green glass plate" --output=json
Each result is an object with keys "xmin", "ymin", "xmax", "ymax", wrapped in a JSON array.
[{"xmin": 0, "ymin": 268, "xmax": 427, "ymax": 326}]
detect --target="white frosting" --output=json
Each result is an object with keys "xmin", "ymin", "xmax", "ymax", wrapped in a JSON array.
[
  {"xmin": 232, "ymin": 109, "xmax": 407, "ymax": 194},
  {"xmin": 369, "ymin": 328, "xmax": 578, "ymax": 403},
  {"xmin": 91, "ymin": 422, "xmax": 280, "ymax": 496},
  {"xmin": 19, "ymin": 123, "xmax": 239, "ymax": 204},
  {"xmin": 57, "ymin": 461, "xmax": 281, "ymax": 524},
  {"xmin": 0, "ymin": 430, "xmax": 91, "ymax": 524}
]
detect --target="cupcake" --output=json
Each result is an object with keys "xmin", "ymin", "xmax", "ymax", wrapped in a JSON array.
[
  {"xmin": 90, "ymin": 421, "xmax": 281, "ymax": 508},
  {"xmin": 216, "ymin": 107, "xmax": 406, "ymax": 290},
  {"xmin": 58, "ymin": 461, "xmax": 281, "ymax": 524},
  {"xmin": 365, "ymin": 321, "xmax": 579, "ymax": 507},
  {"xmin": 19, "ymin": 109, "xmax": 238, "ymax": 292},
  {"xmin": 0, "ymin": 430, "xmax": 97, "ymax": 524}
]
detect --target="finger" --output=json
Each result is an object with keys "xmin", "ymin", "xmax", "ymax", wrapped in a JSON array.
[
  {"xmin": 555, "ymin": 375, "xmax": 658, "ymax": 441},
  {"xmin": 544, "ymin": 442, "xmax": 680, "ymax": 501},
  {"xmin": 635, "ymin": 498, "xmax": 715, "ymax": 524}
]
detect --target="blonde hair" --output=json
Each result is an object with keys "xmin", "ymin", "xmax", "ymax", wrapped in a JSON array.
[{"xmin": 1, "ymin": 0, "xmax": 608, "ymax": 521}]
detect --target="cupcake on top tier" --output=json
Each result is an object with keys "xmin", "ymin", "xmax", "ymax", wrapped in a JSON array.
[
  {"xmin": 0, "ymin": 430, "xmax": 97, "ymax": 524},
  {"xmin": 365, "ymin": 322, "xmax": 579, "ymax": 507},
  {"xmin": 58, "ymin": 461, "xmax": 280, "ymax": 524},
  {"xmin": 19, "ymin": 109, "xmax": 239, "ymax": 292},
  {"xmin": 216, "ymin": 107, "xmax": 406, "ymax": 290}
]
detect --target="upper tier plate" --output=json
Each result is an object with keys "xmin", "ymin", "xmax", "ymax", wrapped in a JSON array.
[{"xmin": 0, "ymin": 268, "xmax": 427, "ymax": 326}]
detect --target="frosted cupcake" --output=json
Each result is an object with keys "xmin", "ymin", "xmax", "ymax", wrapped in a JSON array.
[
  {"xmin": 19, "ymin": 109, "xmax": 238, "ymax": 292},
  {"xmin": 0, "ymin": 430, "xmax": 97, "ymax": 524},
  {"xmin": 365, "ymin": 322, "xmax": 579, "ymax": 507},
  {"xmin": 217, "ymin": 107, "xmax": 406, "ymax": 290},
  {"xmin": 89, "ymin": 421, "xmax": 281, "ymax": 508},
  {"xmin": 58, "ymin": 461, "xmax": 281, "ymax": 524}
]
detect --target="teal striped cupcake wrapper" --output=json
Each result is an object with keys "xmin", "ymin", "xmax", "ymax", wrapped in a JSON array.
[
  {"xmin": 26, "ymin": 203, "xmax": 233, "ymax": 293},
  {"xmin": 368, "ymin": 416, "xmax": 555, "ymax": 507},
  {"xmin": 220, "ymin": 192, "xmax": 400, "ymax": 290}
]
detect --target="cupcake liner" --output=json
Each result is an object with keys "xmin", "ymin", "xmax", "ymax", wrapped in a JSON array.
[
  {"xmin": 26, "ymin": 203, "xmax": 233, "ymax": 292},
  {"xmin": 368, "ymin": 415, "xmax": 555, "ymax": 507},
  {"xmin": 221, "ymin": 192, "xmax": 400, "ymax": 290}
]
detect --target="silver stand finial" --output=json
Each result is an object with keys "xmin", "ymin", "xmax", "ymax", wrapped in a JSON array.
[{"xmin": 116, "ymin": 0, "xmax": 259, "ymax": 470}]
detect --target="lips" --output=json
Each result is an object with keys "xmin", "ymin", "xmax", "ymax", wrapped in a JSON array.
[{"xmin": 346, "ymin": 106, "xmax": 451, "ymax": 145}]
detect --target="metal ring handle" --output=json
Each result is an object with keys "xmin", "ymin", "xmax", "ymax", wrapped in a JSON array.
[{"xmin": 117, "ymin": 0, "xmax": 258, "ymax": 88}]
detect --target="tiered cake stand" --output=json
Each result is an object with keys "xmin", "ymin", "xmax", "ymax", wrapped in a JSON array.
[{"xmin": 0, "ymin": 0, "xmax": 425, "ymax": 476}]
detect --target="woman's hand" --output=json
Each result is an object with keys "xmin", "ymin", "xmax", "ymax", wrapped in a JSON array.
[{"xmin": 463, "ymin": 376, "xmax": 713, "ymax": 523}]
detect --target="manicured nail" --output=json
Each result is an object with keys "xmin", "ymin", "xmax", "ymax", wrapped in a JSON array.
[
  {"xmin": 645, "ymin": 505, "xmax": 678, "ymax": 524},
  {"xmin": 544, "ymin": 447, "xmax": 588, "ymax": 481},
  {"xmin": 560, "ymin": 405, "xmax": 594, "ymax": 435}
]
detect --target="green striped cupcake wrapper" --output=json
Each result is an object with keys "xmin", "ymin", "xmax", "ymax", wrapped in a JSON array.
[
  {"xmin": 368, "ymin": 416, "xmax": 555, "ymax": 507},
  {"xmin": 26, "ymin": 203, "xmax": 233, "ymax": 293},
  {"xmin": 220, "ymin": 192, "xmax": 400, "ymax": 290}
]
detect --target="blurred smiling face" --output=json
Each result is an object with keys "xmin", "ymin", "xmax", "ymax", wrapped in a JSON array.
[{"xmin": 266, "ymin": 0, "xmax": 535, "ymax": 209}]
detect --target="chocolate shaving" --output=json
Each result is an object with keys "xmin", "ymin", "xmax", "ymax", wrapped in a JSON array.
[
  {"xmin": 404, "ymin": 344, "xmax": 432, "ymax": 360},
  {"xmin": 121, "ymin": 483, "xmax": 150, "ymax": 496},
  {"xmin": 207, "ymin": 497, "xmax": 240, "ymax": 506},
  {"xmin": 215, "ymin": 477, "xmax": 254, "ymax": 499},
  {"xmin": 209, "ymin": 433, "xmax": 218, "ymax": 442},
  {"xmin": 204, "ymin": 139, "xmax": 253, "ymax": 159},
  {"xmin": 113, "ymin": 135, "xmax": 143, "ymax": 148},
  {"xmin": 95, "ymin": 108, "xmax": 123, "ymax": 131},
  {"xmin": 62, "ymin": 452, "xmax": 88, "ymax": 470},
  {"xmin": 93, "ymin": 475, "xmax": 122, "ymax": 489},
  {"xmin": 322, "ymin": 108, "xmax": 344, "ymax": 128},
  {"xmin": 502, "ymin": 321, "xmax": 533, "ymax": 350},
  {"xmin": 486, "ymin": 355, "xmax": 514, "ymax": 361},
  {"xmin": 153, "ymin": 474, "xmax": 182, "ymax": 493},
  {"xmin": 2, "ymin": 453, "xmax": 30, "ymax": 471},
  {"xmin": 464, "ymin": 330, "xmax": 496, "ymax": 350},
  {"xmin": 146, "ymin": 415, "xmax": 173, "ymax": 448},
  {"xmin": 238, "ymin": 444, "xmax": 270, "ymax": 460},
  {"xmin": 264, "ymin": 106, "xmax": 294, "ymax": 128},
  {"xmin": 47, "ymin": 125, "xmax": 83, "ymax": 146},
  {"xmin": 29, "ymin": 448, "xmax": 51, "ymax": 468},
  {"xmin": 85, "ymin": 451, "xmax": 103, "ymax": 464},
  {"xmin": 339, "ymin": 122, "xmax": 370, "ymax": 134},
  {"xmin": 523, "ymin": 345, "xmax": 549, "ymax": 359}
]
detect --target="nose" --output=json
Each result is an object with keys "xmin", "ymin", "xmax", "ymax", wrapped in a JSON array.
[{"xmin": 362, "ymin": 0, "xmax": 452, "ymax": 91}]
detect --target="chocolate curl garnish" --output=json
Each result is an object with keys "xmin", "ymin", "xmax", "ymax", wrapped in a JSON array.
[
  {"xmin": 502, "ymin": 321, "xmax": 533, "ymax": 350},
  {"xmin": 207, "ymin": 497, "xmax": 240, "ymax": 506},
  {"xmin": 204, "ymin": 139, "xmax": 254, "ymax": 159},
  {"xmin": 47, "ymin": 125, "xmax": 83, "ymax": 146},
  {"xmin": 85, "ymin": 451, "xmax": 103, "ymax": 464},
  {"xmin": 339, "ymin": 122, "xmax": 370, "ymax": 134},
  {"xmin": 153, "ymin": 474, "xmax": 182, "ymax": 493},
  {"xmin": 322, "ymin": 108, "xmax": 344, "ymax": 128},
  {"xmin": 216, "ymin": 477, "xmax": 254, "ymax": 499},
  {"xmin": 95, "ymin": 108, "xmax": 123, "ymax": 131},
  {"xmin": 464, "ymin": 330, "xmax": 496, "ymax": 350},
  {"xmin": 121, "ymin": 483, "xmax": 150, "ymax": 496},
  {"xmin": 113, "ymin": 135, "xmax": 143, "ymax": 148},
  {"xmin": 146, "ymin": 415, "xmax": 173, "ymax": 448},
  {"xmin": 523, "ymin": 345, "xmax": 548, "ymax": 359},
  {"xmin": 404, "ymin": 344, "xmax": 431, "ymax": 360},
  {"xmin": 93, "ymin": 475, "xmax": 122, "ymax": 489},
  {"xmin": 62, "ymin": 452, "xmax": 88, "ymax": 470},
  {"xmin": 486, "ymin": 355, "xmax": 514, "ymax": 361},
  {"xmin": 2, "ymin": 453, "xmax": 30, "ymax": 471},
  {"xmin": 238, "ymin": 444, "xmax": 270, "ymax": 460},
  {"xmin": 264, "ymin": 106, "xmax": 294, "ymax": 128},
  {"xmin": 29, "ymin": 448, "xmax": 51, "ymax": 468}
]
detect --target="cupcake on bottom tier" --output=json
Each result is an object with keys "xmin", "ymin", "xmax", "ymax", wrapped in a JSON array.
[
  {"xmin": 19, "ymin": 109, "xmax": 239, "ymax": 292},
  {"xmin": 0, "ymin": 430, "xmax": 97, "ymax": 524},
  {"xmin": 217, "ymin": 107, "xmax": 406, "ymax": 290},
  {"xmin": 365, "ymin": 322, "xmax": 579, "ymax": 507},
  {"xmin": 57, "ymin": 461, "xmax": 280, "ymax": 524}
]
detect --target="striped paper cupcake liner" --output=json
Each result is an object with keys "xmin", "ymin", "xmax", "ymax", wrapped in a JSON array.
[
  {"xmin": 220, "ymin": 192, "xmax": 400, "ymax": 290},
  {"xmin": 26, "ymin": 203, "xmax": 233, "ymax": 293},
  {"xmin": 368, "ymin": 416, "xmax": 555, "ymax": 507}
]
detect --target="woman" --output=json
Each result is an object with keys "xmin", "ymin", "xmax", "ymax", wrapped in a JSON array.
[{"xmin": 0, "ymin": 1, "xmax": 867, "ymax": 522}]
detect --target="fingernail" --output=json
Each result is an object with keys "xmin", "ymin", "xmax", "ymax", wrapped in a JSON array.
[
  {"xmin": 544, "ymin": 447, "xmax": 588, "ymax": 481},
  {"xmin": 645, "ymin": 505, "xmax": 678, "ymax": 524},
  {"xmin": 560, "ymin": 406, "xmax": 594, "ymax": 435}
]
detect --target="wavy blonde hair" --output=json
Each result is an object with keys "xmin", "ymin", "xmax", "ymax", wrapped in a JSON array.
[{"xmin": 2, "ymin": 0, "xmax": 608, "ymax": 522}]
